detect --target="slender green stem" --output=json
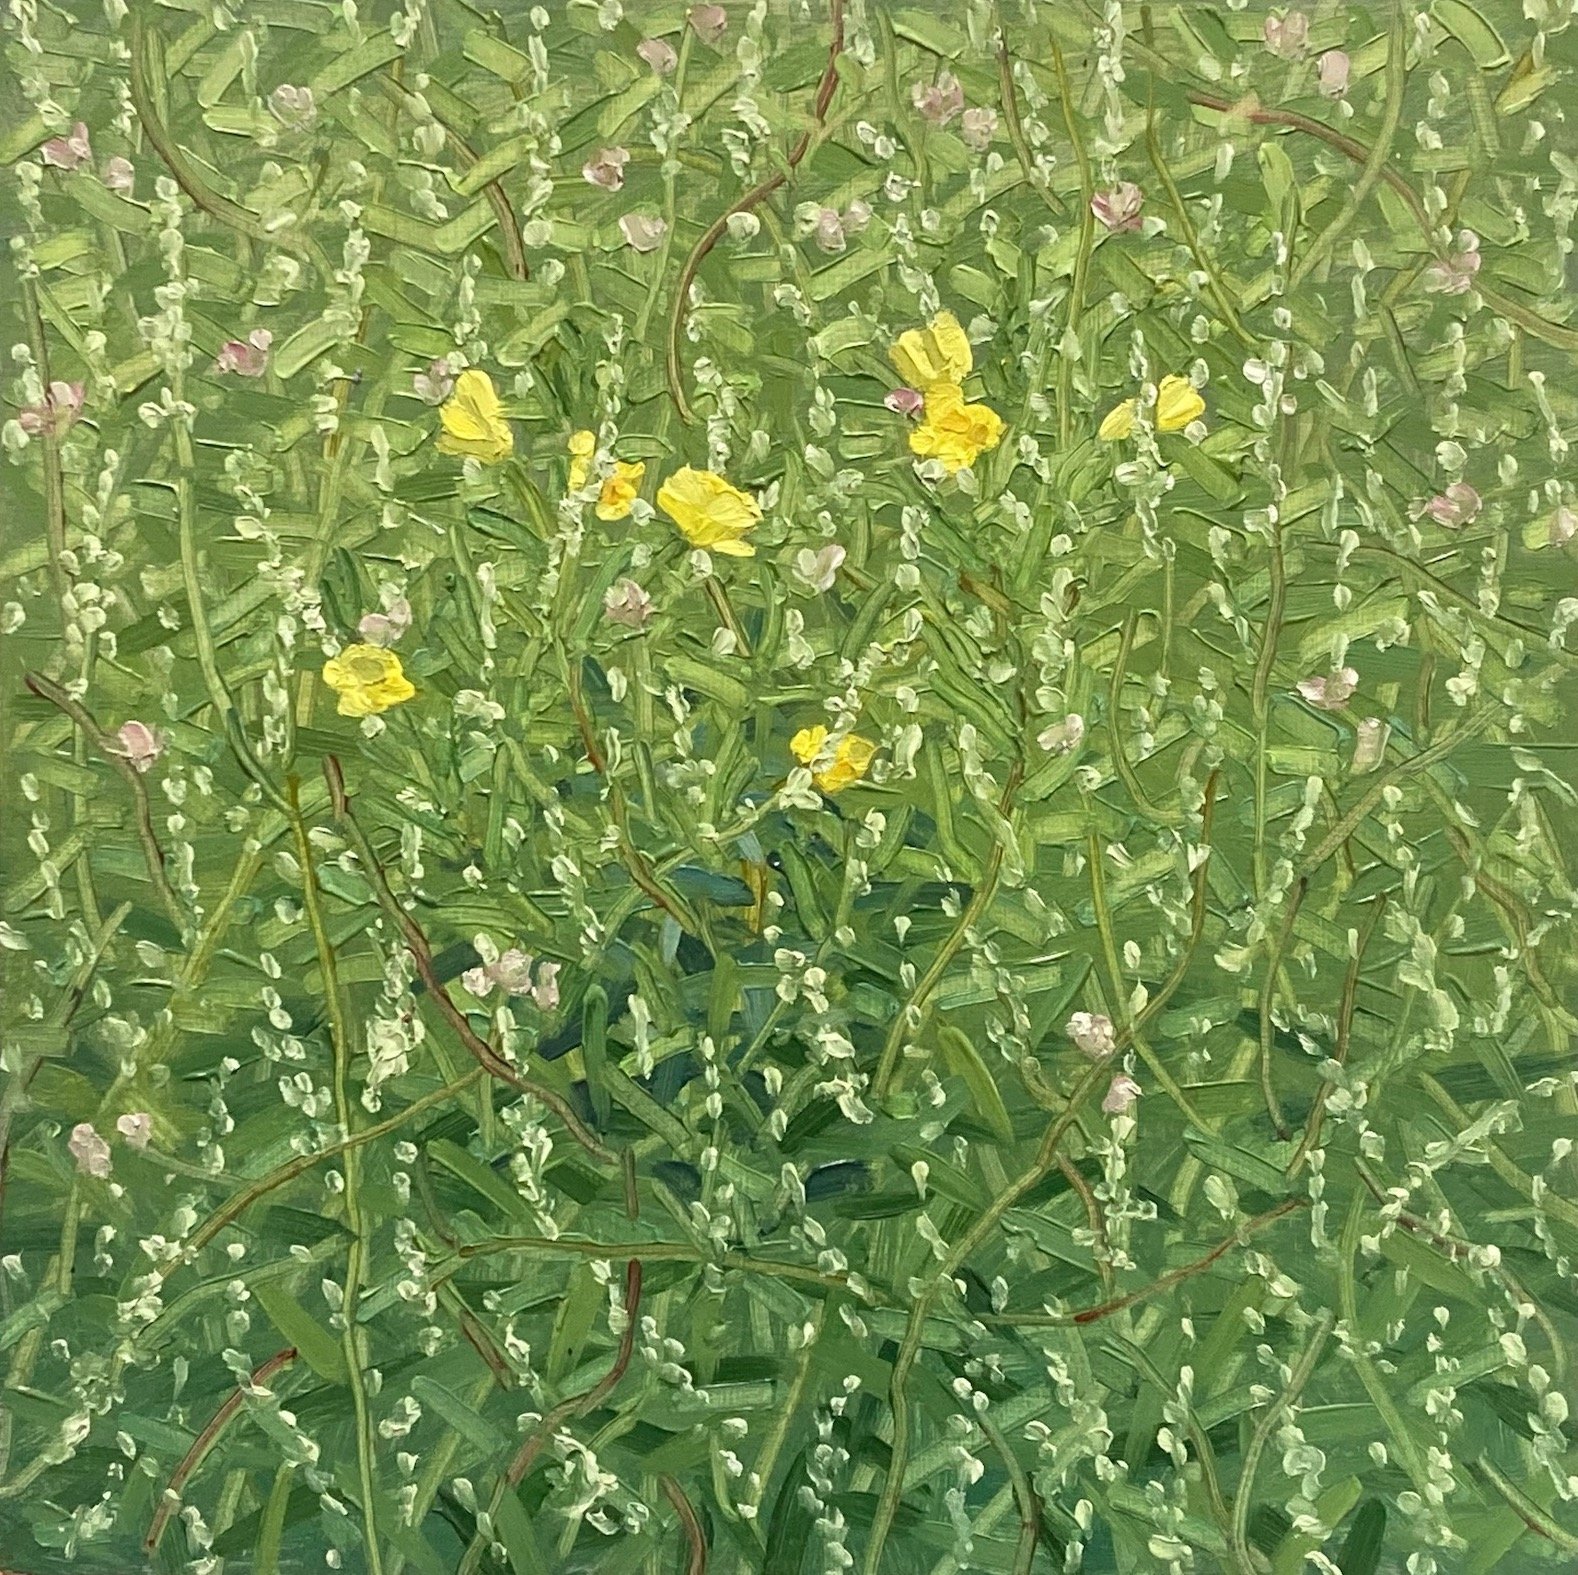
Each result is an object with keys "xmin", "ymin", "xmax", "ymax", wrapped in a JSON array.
[
  {"xmin": 1230, "ymin": 1310, "xmax": 1334, "ymax": 1571},
  {"xmin": 288, "ymin": 778, "xmax": 383, "ymax": 1575},
  {"xmin": 1050, "ymin": 39, "xmax": 1094, "ymax": 447}
]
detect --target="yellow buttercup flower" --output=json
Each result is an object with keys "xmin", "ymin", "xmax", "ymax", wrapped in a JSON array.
[
  {"xmin": 436, "ymin": 369, "xmax": 513, "ymax": 463},
  {"xmin": 791, "ymin": 725, "xmax": 877, "ymax": 794},
  {"xmin": 657, "ymin": 466, "xmax": 761, "ymax": 557},
  {"xmin": 908, "ymin": 381, "xmax": 1005, "ymax": 474},
  {"xmin": 568, "ymin": 428, "xmax": 596, "ymax": 491},
  {"xmin": 1098, "ymin": 375, "xmax": 1205, "ymax": 441},
  {"xmin": 891, "ymin": 310, "xmax": 972, "ymax": 391},
  {"xmin": 322, "ymin": 644, "xmax": 416, "ymax": 718},
  {"xmin": 596, "ymin": 461, "xmax": 646, "ymax": 521}
]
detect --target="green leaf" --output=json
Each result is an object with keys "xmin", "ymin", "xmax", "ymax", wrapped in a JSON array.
[
  {"xmin": 253, "ymin": 1279, "xmax": 348, "ymax": 1385},
  {"xmin": 935, "ymin": 1026, "xmax": 1013, "ymax": 1144}
]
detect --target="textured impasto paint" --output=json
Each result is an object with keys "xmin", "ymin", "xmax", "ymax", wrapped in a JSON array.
[{"xmin": 2, "ymin": 2, "xmax": 1577, "ymax": 1572}]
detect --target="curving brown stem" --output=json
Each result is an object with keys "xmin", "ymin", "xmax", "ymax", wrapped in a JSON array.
[
  {"xmin": 987, "ymin": 1199, "xmax": 1308, "ymax": 1328},
  {"xmin": 444, "ymin": 122, "xmax": 529, "ymax": 282},
  {"xmin": 455, "ymin": 1260, "xmax": 645, "ymax": 1574},
  {"xmin": 661, "ymin": 1473, "xmax": 708, "ymax": 1575},
  {"xmin": 25, "ymin": 671, "xmax": 187, "ymax": 934},
  {"xmin": 144, "ymin": 1346, "xmax": 298, "ymax": 1554},
  {"xmin": 665, "ymin": 0, "xmax": 845, "ymax": 422},
  {"xmin": 323, "ymin": 756, "xmax": 614, "ymax": 1163}
]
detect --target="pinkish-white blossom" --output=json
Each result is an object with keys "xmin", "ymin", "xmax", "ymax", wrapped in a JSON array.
[
  {"xmin": 358, "ymin": 597, "xmax": 412, "ymax": 647},
  {"xmin": 1423, "ymin": 240, "xmax": 1481, "ymax": 296},
  {"xmin": 112, "ymin": 720, "xmax": 165, "ymax": 773},
  {"xmin": 912, "ymin": 72, "xmax": 964, "ymax": 126},
  {"xmin": 215, "ymin": 329, "xmax": 272, "ymax": 378},
  {"xmin": 1297, "ymin": 667, "xmax": 1359, "ymax": 711},
  {"xmin": 638, "ymin": 37, "xmax": 679, "ymax": 75},
  {"xmin": 1103, "ymin": 1074, "xmax": 1142, "ymax": 1115},
  {"xmin": 604, "ymin": 578, "xmax": 655, "ymax": 628},
  {"xmin": 583, "ymin": 147, "xmax": 630, "ymax": 192},
  {"xmin": 1067, "ymin": 1011, "xmax": 1116, "ymax": 1057},
  {"xmin": 116, "ymin": 1112, "xmax": 153, "ymax": 1151},
  {"xmin": 1092, "ymin": 183, "xmax": 1144, "ymax": 233},
  {"xmin": 18, "ymin": 380, "xmax": 85, "ymax": 438},
  {"xmin": 885, "ymin": 388, "xmax": 924, "ymax": 418},
  {"xmin": 102, "ymin": 156, "xmax": 135, "ymax": 193},
  {"xmin": 1422, "ymin": 482, "xmax": 1482, "ymax": 528},
  {"xmin": 1263, "ymin": 11, "xmax": 1309, "ymax": 57},
  {"xmin": 960, "ymin": 108, "xmax": 998, "ymax": 152},
  {"xmin": 413, "ymin": 358, "xmax": 456, "ymax": 405},
  {"xmin": 69, "ymin": 1122, "xmax": 112, "ymax": 1178},
  {"xmin": 620, "ymin": 213, "xmax": 668, "ymax": 253},
  {"xmin": 1317, "ymin": 49, "xmax": 1350, "ymax": 98},
  {"xmin": 689, "ymin": 4, "xmax": 728, "ymax": 45},
  {"xmin": 1037, "ymin": 714, "xmax": 1086, "ymax": 755},
  {"xmin": 792, "ymin": 544, "xmax": 846, "ymax": 593},
  {"xmin": 42, "ymin": 123, "xmax": 91, "ymax": 172},
  {"xmin": 269, "ymin": 84, "xmax": 317, "ymax": 130}
]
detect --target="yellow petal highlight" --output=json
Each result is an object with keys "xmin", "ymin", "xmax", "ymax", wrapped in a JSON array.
[
  {"xmin": 596, "ymin": 460, "xmax": 646, "ymax": 521},
  {"xmin": 568, "ymin": 428, "xmax": 596, "ymax": 491},
  {"xmin": 1156, "ymin": 374, "xmax": 1206, "ymax": 432},
  {"xmin": 908, "ymin": 381, "xmax": 1005, "ymax": 473},
  {"xmin": 1099, "ymin": 375, "xmax": 1205, "ymax": 441},
  {"xmin": 657, "ymin": 466, "xmax": 761, "ymax": 557},
  {"xmin": 322, "ymin": 644, "xmax": 416, "ymax": 718},
  {"xmin": 436, "ymin": 369, "xmax": 513, "ymax": 464},
  {"xmin": 791, "ymin": 725, "xmax": 877, "ymax": 794},
  {"xmin": 890, "ymin": 309, "xmax": 972, "ymax": 391}
]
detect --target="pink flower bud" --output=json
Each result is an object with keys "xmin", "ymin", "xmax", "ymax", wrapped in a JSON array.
[
  {"xmin": 1067, "ymin": 1011, "xmax": 1116, "ymax": 1058},
  {"xmin": 358, "ymin": 597, "xmax": 412, "ymax": 647},
  {"xmin": 1103, "ymin": 1074, "xmax": 1142, "ymax": 1115},
  {"xmin": 116, "ymin": 1112, "xmax": 153, "ymax": 1151},
  {"xmin": 102, "ymin": 156, "xmax": 135, "ymax": 193},
  {"xmin": 1037, "ymin": 713, "xmax": 1085, "ymax": 755},
  {"xmin": 638, "ymin": 37, "xmax": 679, "ymax": 75},
  {"xmin": 215, "ymin": 328, "xmax": 273, "ymax": 378},
  {"xmin": 531, "ymin": 960, "xmax": 561, "ymax": 1011},
  {"xmin": 41, "ymin": 122, "xmax": 91, "ymax": 172},
  {"xmin": 1317, "ymin": 49, "xmax": 1350, "ymax": 98},
  {"xmin": 1296, "ymin": 667, "xmax": 1359, "ymax": 711},
  {"xmin": 1422, "ymin": 482, "xmax": 1482, "ymax": 528},
  {"xmin": 1352, "ymin": 718, "xmax": 1387, "ymax": 773},
  {"xmin": 69, "ymin": 1122, "xmax": 112, "ymax": 1178},
  {"xmin": 619, "ymin": 213, "xmax": 668, "ymax": 253},
  {"xmin": 604, "ymin": 578, "xmax": 655, "ymax": 628},
  {"xmin": 18, "ymin": 380, "xmax": 85, "ymax": 438},
  {"xmin": 885, "ymin": 388, "xmax": 924, "ymax": 418},
  {"xmin": 1423, "ymin": 242, "xmax": 1481, "ymax": 296},
  {"xmin": 960, "ymin": 107, "xmax": 998, "ymax": 151},
  {"xmin": 582, "ymin": 147, "xmax": 630, "ymax": 192},
  {"xmin": 112, "ymin": 720, "xmax": 166, "ymax": 773},
  {"xmin": 912, "ymin": 72, "xmax": 964, "ymax": 126},
  {"xmin": 1263, "ymin": 11, "xmax": 1309, "ymax": 58},
  {"xmin": 413, "ymin": 358, "xmax": 455, "ymax": 405},
  {"xmin": 1091, "ymin": 183, "xmax": 1144, "ymax": 233},
  {"xmin": 269, "ymin": 84, "xmax": 317, "ymax": 130},
  {"xmin": 688, "ymin": 4, "xmax": 728, "ymax": 45}
]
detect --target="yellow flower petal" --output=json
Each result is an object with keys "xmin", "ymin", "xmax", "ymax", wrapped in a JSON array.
[
  {"xmin": 568, "ymin": 428, "xmax": 596, "ymax": 492},
  {"xmin": 1098, "ymin": 397, "xmax": 1137, "ymax": 442},
  {"xmin": 890, "ymin": 310, "xmax": 972, "ymax": 391},
  {"xmin": 907, "ymin": 381, "xmax": 1005, "ymax": 473},
  {"xmin": 436, "ymin": 370, "xmax": 513, "ymax": 464},
  {"xmin": 790, "ymin": 727, "xmax": 876, "ymax": 794},
  {"xmin": 657, "ymin": 466, "xmax": 761, "ymax": 557},
  {"xmin": 596, "ymin": 460, "xmax": 646, "ymax": 521},
  {"xmin": 1156, "ymin": 374, "xmax": 1206, "ymax": 432},
  {"xmin": 322, "ymin": 644, "xmax": 416, "ymax": 718},
  {"xmin": 1099, "ymin": 376, "xmax": 1205, "ymax": 441}
]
